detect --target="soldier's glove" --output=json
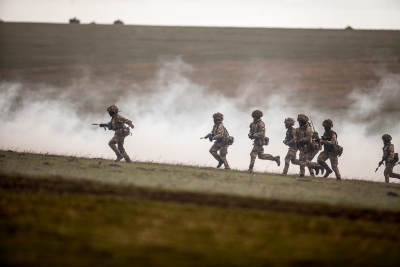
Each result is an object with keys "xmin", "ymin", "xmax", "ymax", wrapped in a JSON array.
[
  {"xmin": 283, "ymin": 140, "xmax": 287, "ymax": 145},
  {"xmin": 130, "ymin": 124, "xmax": 134, "ymax": 129},
  {"xmin": 248, "ymin": 133, "xmax": 254, "ymax": 140},
  {"xmin": 208, "ymin": 135, "xmax": 213, "ymax": 142}
]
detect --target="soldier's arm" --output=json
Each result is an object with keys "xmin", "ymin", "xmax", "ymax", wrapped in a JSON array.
[
  {"xmin": 119, "ymin": 115, "xmax": 134, "ymax": 128},
  {"xmin": 298, "ymin": 127, "xmax": 312, "ymax": 144},
  {"xmin": 213, "ymin": 124, "xmax": 225, "ymax": 140},
  {"xmin": 286, "ymin": 128, "xmax": 297, "ymax": 145},
  {"xmin": 388, "ymin": 144, "xmax": 395, "ymax": 162},
  {"xmin": 253, "ymin": 121, "xmax": 266, "ymax": 138}
]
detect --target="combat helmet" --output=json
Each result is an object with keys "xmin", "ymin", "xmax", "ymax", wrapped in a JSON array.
[
  {"xmin": 252, "ymin": 110, "xmax": 263, "ymax": 118},
  {"xmin": 107, "ymin": 104, "xmax": 119, "ymax": 115},
  {"xmin": 284, "ymin": 117, "xmax": 295, "ymax": 126},
  {"xmin": 213, "ymin": 112, "xmax": 224, "ymax": 121},
  {"xmin": 322, "ymin": 119, "xmax": 333, "ymax": 128},
  {"xmin": 382, "ymin": 134, "xmax": 392, "ymax": 142},
  {"xmin": 297, "ymin": 114, "xmax": 309, "ymax": 122}
]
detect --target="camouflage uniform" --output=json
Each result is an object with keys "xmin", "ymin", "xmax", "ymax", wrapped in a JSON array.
[
  {"xmin": 317, "ymin": 119, "xmax": 341, "ymax": 180},
  {"xmin": 282, "ymin": 118, "xmax": 299, "ymax": 175},
  {"xmin": 307, "ymin": 131, "xmax": 323, "ymax": 177},
  {"xmin": 289, "ymin": 114, "xmax": 321, "ymax": 177},
  {"xmin": 106, "ymin": 105, "xmax": 134, "ymax": 162},
  {"xmin": 381, "ymin": 134, "xmax": 400, "ymax": 183},
  {"xmin": 248, "ymin": 110, "xmax": 280, "ymax": 173},
  {"xmin": 208, "ymin": 113, "xmax": 230, "ymax": 169}
]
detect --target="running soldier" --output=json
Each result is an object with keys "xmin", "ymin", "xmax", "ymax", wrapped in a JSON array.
[
  {"xmin": 102, "ymin": 105, "xmax": 134, "ymax": 162},
  {"xmin": 282, "ymin": 117, "xmax": 299, "ymax": 175},
  {"xmin": 287, "ymin": 114, "xmax": 322, "ymax": 177},
  {"xmin": 380, "ymin": 134, "xmax": 400, "ymax": 183},
  {"xmin": 317, "ymin": 119, "xmax": 341, "ymax": 180},
  {"xmin": 203, "ymin": 112, "xmax": 231, "ymax": 169},
  {"xmin": 248, "ymin": 110, "xmax": 280, "ymax": 174}
]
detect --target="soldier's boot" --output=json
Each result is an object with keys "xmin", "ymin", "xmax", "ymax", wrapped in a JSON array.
[
  {"xmin": 324, "ymin": 169, "xmax": 333, "ymax": 178},
  {"xmin": 274, "ymin": 156, "xmax": 281, "ymax": 167},
  {"xmin": 314, "ymin": 165, "xmax": 323, "ymax": 176},
  {"xmin": 121, "ymin": 151, "xmax": 132, "ymax": 163},
  {"xmin": 336, "ymin": 176, "xmax": 341, "ymax": 181},
  {"xmin": 217, "ymin": 160, "xmax": 224, "ymax": 168},
  {"xmin": 115, "ymin": 154, "xmax": 124, "ymax": 162},
  {"xmin": 247, "ymin": 164, "xmax": 254, "ymax": 174}
]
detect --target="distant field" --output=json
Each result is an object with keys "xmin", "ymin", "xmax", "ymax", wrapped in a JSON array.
[
  {"xmin": 1, "ymin": 151, "xmax": 400, "ymax": 266},
  {"xmin": 1, "ymin": 23, "xmax": 400, "ymax": 109}
]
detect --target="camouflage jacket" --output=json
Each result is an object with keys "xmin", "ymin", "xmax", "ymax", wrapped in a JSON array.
[
  {"xmin": 108, "ymin": 114, "xmax": 133, "ymax": 131},
  {"xmin": 322, "ymin": 130, "xmax": 337, "ymax": 153},
  {"xmin": 249, "ymin": 119, "xmax": 265, "ymax": 139},
  {"xmin": 289, "ymin": 124, "xmax": 312, "ymax": 149},
  {"xmin": 382, "ymin": 142, "xmax": 394, "ymax": 162},
  {"xmin": 211, "ymin": 122, "xmax": 229, "ymax": 142},
  {"xmin": 285, "ymin": 127, "xmax": 297, "ymax": 149}
]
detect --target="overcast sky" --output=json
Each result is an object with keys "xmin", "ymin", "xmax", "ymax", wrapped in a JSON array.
[{"xmin": 0, "ymin": 0, "xmax": 399, "ymax": 29}]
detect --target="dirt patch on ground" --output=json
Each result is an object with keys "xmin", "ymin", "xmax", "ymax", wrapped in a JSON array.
[{"xmin": 1, "ymin": 173, "xmax": 399, "ymax": 223}]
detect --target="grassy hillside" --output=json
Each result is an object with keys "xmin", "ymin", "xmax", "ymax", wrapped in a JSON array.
[
  {"xmin": 1, "ymin": 23, "xmax": 400, "ymax": 108},
  {"xmin": 1, "ymin": 151, "xmax": 400, "ymax": 266}
]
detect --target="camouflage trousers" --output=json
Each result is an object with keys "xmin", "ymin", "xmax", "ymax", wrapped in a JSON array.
[
  {"xmin": 317, "ymin": 151, "xmax": 340, "ymax": 178},
  {"xmin": 209, "ymin": 141, "xmax": 230, "ymax": 168},
  {"xmin": 384, "ymin": 162, "xmax": 400, "ymax": 183},
  {"xmin": 109, "ymin": 130, "xmax": 131, "ymax": 161},
  {"xmin": 283, "ymin": 147, "xmax": 299, "ymax": 174},
  {"xmin": 249, "ymin": 144, "xmax": 275, "ymax": 167},
  {"xmin": 299, "ymin": 149, "xmax": 320, "ymax": 177},
  {"xmin": 307, "ymin": 150, "xmax": 320, "ymax": 176}
]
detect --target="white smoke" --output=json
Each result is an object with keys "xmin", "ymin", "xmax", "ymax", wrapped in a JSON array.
[{"xmin": 0, "ymin": 57, "xmax": 399, "ymax": 182}]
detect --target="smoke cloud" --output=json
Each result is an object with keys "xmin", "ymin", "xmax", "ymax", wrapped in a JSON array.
[{"xmin": 0, "ymin": 57, "xmax": 399, "ymax": 182}]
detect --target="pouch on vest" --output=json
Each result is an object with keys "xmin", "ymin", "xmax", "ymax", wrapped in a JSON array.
[
  {"xmin": 264, "ymin": 137, "xmax": 269, "ymax": 146},
  {"xmin": 394, "ymin": 153, "xmax": 399, "ymax": 163},
  {"xmin": 337, "ymin": 145, "xmax": 343, "ymax": 157},
  {"xmin": 228, "ymin": 136, "xmax": 234, "ymax": 145}
]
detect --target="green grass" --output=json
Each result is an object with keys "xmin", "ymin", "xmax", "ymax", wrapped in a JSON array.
[
  {"xmin": 1, "ymin": 150, "xmax": 400, "ymax": 266},
  {"xmin": 1, "ymin": 150, "xmax": 400, "ymax": 211}
]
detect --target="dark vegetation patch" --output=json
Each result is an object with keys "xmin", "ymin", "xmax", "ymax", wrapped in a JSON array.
[
  {"xmin": 1, "ymin": 173, "xmax": 399, "ymax": 224},
  {"xmin": 42, "ymin": 162, "xmax": 50, "ymax": 165},
  {"xmin": 387, "ymin": 192, "xmax": 399, "ymax": 197},
  {"xmin": 108, "ymin": 164, "xmax": 121, "ymax": 167}
]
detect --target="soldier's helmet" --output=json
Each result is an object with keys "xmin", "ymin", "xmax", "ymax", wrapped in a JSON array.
[
  {"xmin": 382, "ymin": 134, "xmax": 392, "ymax": 142},
  {"xmin": 213, "ymin": 112, "xmax": 224, "ymax": 121},
  {"xmin": 284, "ymin": 117, "xmax": 295, "ymax": 126},
  {"xmin": 297, "ymin": 114, "xmax": 309, "ymax": 123},
  {"xmin": 107, "ymin": 105, "xmax": 119, "ymax": 114},
  {"xmin": 322, "ymin": 119, "xmax": 333, "ymax": 128},
  {"xmin": 252, "ymin": 110, "xmax": 263, "ymax": 118}
]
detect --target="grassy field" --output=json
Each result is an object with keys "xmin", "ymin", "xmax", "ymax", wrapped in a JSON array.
[
  {"xmin": 1, "ymin": 150, "xmax": 400, "ymax": 266},
  {"xmin": 1, "ymin": 23, "xmax": 400, "ymax": 109}
]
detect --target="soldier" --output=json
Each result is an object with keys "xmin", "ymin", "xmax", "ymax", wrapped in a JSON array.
[
  {"xmin": 106, "ymin": 105, "xmax": 134, "ymax": 162},
  {"xmin": 317, "ymin": 119, "xmax": 341, "ymax": 180},
  {"xmin": 307, "ymin": 131, "xmax": 324, "ymax": 177},
  {"xmin": 287, "ymin": 114, "xmax": 322, "ymax": 177},
  {"xmin": 282, "ymin": 117, "xmax": 300, "ymax": 175},
  {"xmin": 380, "ymin": 134, "xmax": 400, "ymax": 183},
  {"xmin": 204, "ymin": 112, "xmax": 231, "ymax": 169},
  {"xmin": 248, "ymin": 110, "xmax": 280, "ymax": 174}
]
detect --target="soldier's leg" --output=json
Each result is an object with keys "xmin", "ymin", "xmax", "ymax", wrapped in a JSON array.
[
  {"xmin": 318, "ymin": 151, "xmax": 332, "ymax": 177},
  {"xmin": 219, "ymin": 145, "xmax": 230, "ymax": 169},
  {"xmin": 328, "ymin": 154, "xmax": 341, "ymax": 180},
  {"xmin": 258, "ymin": 146, "xmax": 280, "ymax": 166},
  {"xmin": 117, "ymin": 138, "xmax": 131, "ymax": 163},
  {"xmin": 248, "ymin": 145, "xmax": 259, "ymax": 173},
  {"xmin": 109, "ymin": 135, "xmax": 123, "ymax": 160},
  {"xmin": 209, "ymin": 143, "xmax": 223, "ymax": 167},
  {"xmin": 283, "ymin": 148, "xmax": 297, "ymax": 174},
  {"xmin": 384, "ymin": 163, "xmax": 395, "ymax": 183},
  {"xmin": 298, "ymin": 150, "xmax": 308, "ymax": 177}
]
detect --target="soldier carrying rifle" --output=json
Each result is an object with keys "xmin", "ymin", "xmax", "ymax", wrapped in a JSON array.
[
  {"xmin": 201, "ymin": 112, "xmax": 233, "ymax": 170},
  {"xmin": 378, "ymin": 134, "xmax": 400, "ymax": 183},
  {"xmin": 93, "ymin": 104, "xmax": 134, "ymax": 163}
]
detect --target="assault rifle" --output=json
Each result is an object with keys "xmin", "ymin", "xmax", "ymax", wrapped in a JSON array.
[
  {"xmin": 92, "ymin": 123, "xmax": 109, "ymax": 131},
  {"xmin": 201, "ymin": 133, "xmax": 213, "ymax": 142},
  {"xmin": 375, "ymin": 159, "xmax": 385, "ymax": 172}
]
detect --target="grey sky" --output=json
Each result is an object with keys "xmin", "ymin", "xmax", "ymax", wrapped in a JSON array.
[{"xmin": 0, "ymin": 0, "xmax": 399, "ymax": 29}]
